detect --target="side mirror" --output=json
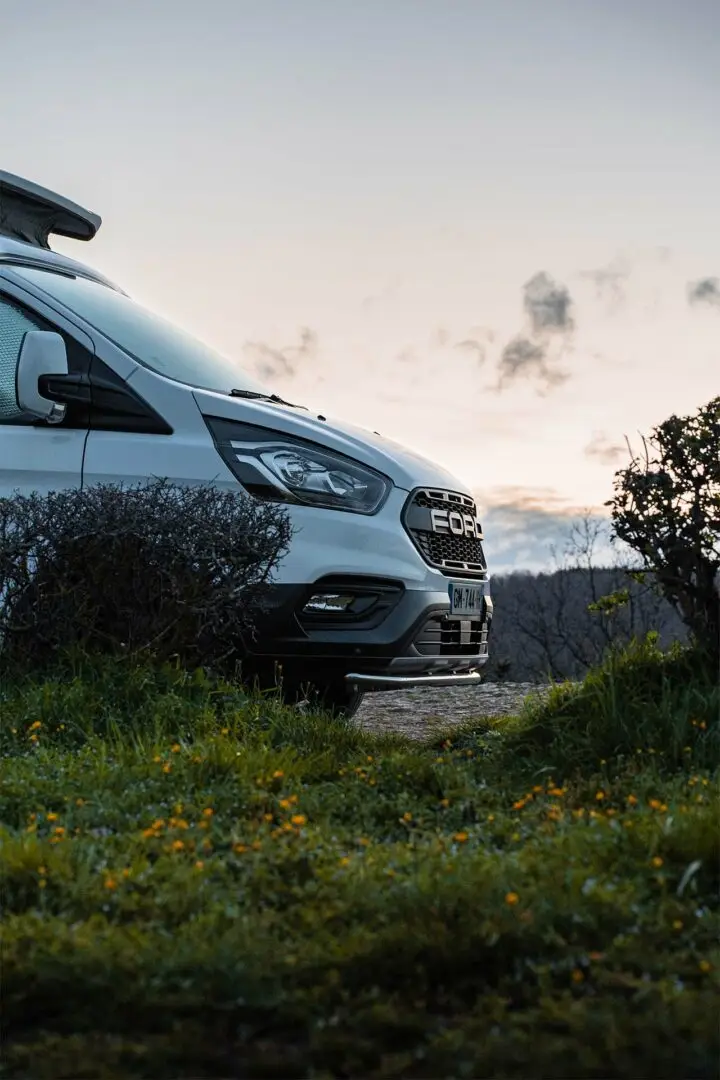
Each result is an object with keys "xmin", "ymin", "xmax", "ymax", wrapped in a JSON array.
[{"xmin": 16, "ymin": 331, "xmax": 69, "ymax": 423}]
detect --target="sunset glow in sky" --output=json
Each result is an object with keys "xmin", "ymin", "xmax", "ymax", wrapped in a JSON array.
[{"xmin": 3, "ymin": 0, "xmax": 718, "ymax": 568}]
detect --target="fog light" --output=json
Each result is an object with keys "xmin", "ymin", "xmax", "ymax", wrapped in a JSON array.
[{"xmin": 303, "ymin": 593, "xmax": 356, "ymax": 614}]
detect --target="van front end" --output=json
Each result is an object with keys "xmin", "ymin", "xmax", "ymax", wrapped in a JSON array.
[{"xmin": 203, "ymin": 410, "xmax": 493, "ymax": 711}]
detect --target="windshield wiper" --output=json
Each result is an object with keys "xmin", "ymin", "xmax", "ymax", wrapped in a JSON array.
[{"xmin": 229, "ymin": 389, "xmax": 306, "ymax": 409}]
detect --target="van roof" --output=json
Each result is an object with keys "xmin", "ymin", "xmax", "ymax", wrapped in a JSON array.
[
  {"xmin": 0, "ymin": 170, "xmax": 101, "ymax": 249},
  {"xmin": 0, "ymin": 172, "xmax": 123, "ymax": 292}
]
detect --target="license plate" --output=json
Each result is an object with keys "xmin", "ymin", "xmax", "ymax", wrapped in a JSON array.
[{"xmin": 448, "ymin": 583, "xmax": 484, "ymax": 617}]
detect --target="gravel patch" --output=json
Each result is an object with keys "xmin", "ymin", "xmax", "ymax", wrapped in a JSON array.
[{"xmin": 354, "ymin": 681, "xmax": 561, "ymax": 740}]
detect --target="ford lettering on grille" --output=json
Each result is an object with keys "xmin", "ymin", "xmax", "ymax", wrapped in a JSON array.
[
  {"xmin": 402, "ymin": 488, "xmax": 487, "ymax": 577},
  {"xmin": 429, "ymin": 507, "xmax": 483, "ymax": 539}
]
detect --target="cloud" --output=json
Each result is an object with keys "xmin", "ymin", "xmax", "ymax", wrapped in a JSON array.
[
  {"xmin": 454, "ymin": 338, "xmax": 487, "ymax": 365},
  {"xmin": 480, "ymin": 507, "xmax": 613, "ymax": 572},
  {"xmin": 452, "ymin": 325, "xmax": 494, "ymax": 365},
  {"xmin": 479, "ymin": 485, "xmax": 587, "ymax": 515},
  {"xmin": 495, "ymin": 336, "xmax": 569, "ymax": 395},
  {"xmin": 242, "ymin": 326, "xmax": 318, "ymax": 379},
  {"xmin": 470, "ymin": 487, "xmax": 616, "ymax": 571},
  {"xmin": 687, "ymin": 277, "xmax": 720, "ymax": 309},
  {"xmin": 523, "ymin": 271, "xmax": 574, "ymax": 335},
  {"xmin": 429, "ymin": 326, "xmax": 451, "ymax": 349},
  {"xmin": 584, "ymin": 431, "xmax": 627, "ymax": 466},
  {"xmin": 579, "ymin": 257, "xmax": 631, "ymax": 309},
  {"xmin": 492, "ymin": 271, "xmax": 574, "ymax": 394}
]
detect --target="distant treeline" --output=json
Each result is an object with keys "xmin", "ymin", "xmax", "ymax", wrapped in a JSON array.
[{"xmin": 483, "ymin": 566, "xmax": 687, "ymax": 684}]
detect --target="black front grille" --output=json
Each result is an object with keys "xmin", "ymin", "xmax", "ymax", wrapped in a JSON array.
[
  {"xmin": 414, "ymin": 615, "xmax": 489, "ymax": 657},
  {"xmin": 403, "ymin": 488, "xmax": 487, "ymax": 577}
]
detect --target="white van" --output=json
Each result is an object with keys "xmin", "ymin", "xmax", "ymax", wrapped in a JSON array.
[{"xmin": 0, "ymin": 170, "xmax": 492, "ymax": 715}]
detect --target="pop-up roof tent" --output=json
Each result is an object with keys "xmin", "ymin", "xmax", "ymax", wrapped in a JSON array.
[{"xmin": 0, "ymin": 170, "xmax": 101, "ymax": 250}]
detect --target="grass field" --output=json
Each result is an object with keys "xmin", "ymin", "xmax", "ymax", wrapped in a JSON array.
[{"xmin": 1, "ymin": 635, "xmax": 719, "ymax": 1079}]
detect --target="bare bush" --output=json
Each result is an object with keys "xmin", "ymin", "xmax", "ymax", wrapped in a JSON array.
[
  {"xmin": 484, "ymin": 516, "xmax": 687, "ymax": 683},
  {"xmin": 0, "ymin": 480, "xmax": 293, "ymax": 674}
]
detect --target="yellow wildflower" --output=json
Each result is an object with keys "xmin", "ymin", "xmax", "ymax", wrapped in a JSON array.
[
  {"xmin": 28, "ymin": 721, "xmax": 42, "ymax": 731},
  {"xmin": 46, "ymin": 812, "xmax": 58, "ymax": 822},
  {"xmin": 291, "ymin": 814, "xmax": 306, "ymax": 826},
  {"xmin": 505, "ymin": 892, "xmax": 519, "ymax": 906},
  {"xmin": 171, "ymin": 840, "xmax": 185, "ymax": 852},
  {"xmin": 162, "ymin": 764, "xmax": 171, "ymax": 774},
  {"xmin": 453, "ymin": 831, "xmax": 469, "ymax": 843},
  {"xmin": 104, "ymin": 878, "xmax": 117, "ymax": 890},
  {"xmin": 651, "ymin": 856, "xmax": 663, "ymax": 868},
  {"xmin": 673, "ymin": 920, "xmax": 683, "ymax": 930},
  {"xmin": 595, "ymin": 791, "xmax": 605, "ymax": 801},
  {"xmin": 571, "ymin": 969, "xmax": 584, "ymax": 983},
  {"xmin": 202, "ymin": 807, "xmax": 214, "ymax": 818},
  {"xmin": 698, "ymin": 960, "xmax": 712, "ymax": 973}
]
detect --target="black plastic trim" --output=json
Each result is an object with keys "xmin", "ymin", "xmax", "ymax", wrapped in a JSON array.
[
  {"xmin": 241, "ymin": 578, "xmax": 492, "ymax": 691},
  {"xmin": 39, "ymin": 358, "xmax": 173, "ymax": 434}
]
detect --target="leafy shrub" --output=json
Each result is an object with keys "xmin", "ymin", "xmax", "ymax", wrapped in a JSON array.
[
  {"xmin": 607, "ymin": 395, "xmax": 720, "ymax": 671},
  {"xmin": 0, "ymin": 480, "xmax": 292, "ymax": 675}
]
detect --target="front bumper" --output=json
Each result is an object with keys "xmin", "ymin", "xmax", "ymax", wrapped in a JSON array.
[
  {"xmin": 245, "ymin": 574, "xmax": 493, "ymax": 692},
  {"xmin": 344, "ymin": 670, "xmax": 483, "ymax": 691}
]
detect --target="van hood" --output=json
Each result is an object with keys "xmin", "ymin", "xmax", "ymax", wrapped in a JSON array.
[{"xmin": 193, "ymin": 387, "xmax": 470, "ymax": 494}]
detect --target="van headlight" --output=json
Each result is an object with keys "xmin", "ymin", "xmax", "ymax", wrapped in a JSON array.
[{"xmin": 206, "ymin": 419, "xmax": 391, "ymax": 514}]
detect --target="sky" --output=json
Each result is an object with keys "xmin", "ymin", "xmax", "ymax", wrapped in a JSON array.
[{"xmin": 2, "ymin": 0, "xmax": 719, "ymax": 570}]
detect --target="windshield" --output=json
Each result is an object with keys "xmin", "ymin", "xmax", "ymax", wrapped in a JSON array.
[{"xmin": 12, "ymin": 266, "xmax": 272, "ymax": 397}]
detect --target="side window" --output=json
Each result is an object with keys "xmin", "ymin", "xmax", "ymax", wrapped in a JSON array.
[{"xmin": 0, "ymin": 296, "xmax": 46, "ymax": 422}]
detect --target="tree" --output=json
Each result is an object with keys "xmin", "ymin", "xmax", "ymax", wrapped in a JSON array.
[{"xmin": 607, "ymin": 396, "xmax": 720, "ymax": 672}]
